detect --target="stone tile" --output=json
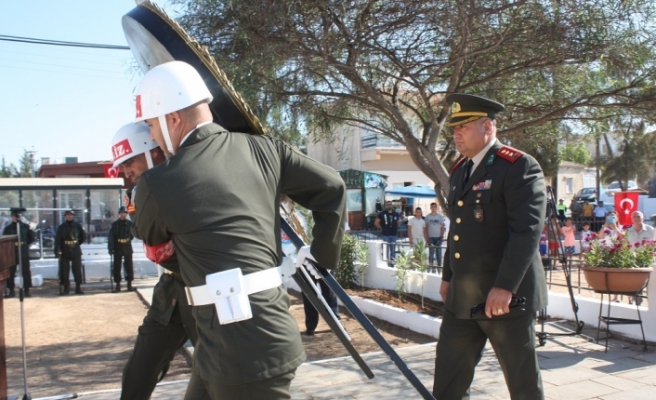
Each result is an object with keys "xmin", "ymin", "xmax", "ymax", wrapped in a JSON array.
[
  {"xmin": 590, "ymin": 375, "xmax": 649, "ymax": 391},
  {"xmin": 546, "ymin": 380, "xmax": 620, "ymax": 400},
  {"xmin": 540, "ymin": 366, "xmax": 608, "ymax": 385},
  {"xmin": 600, "ymin": 386, "xmax": 656, "ymax": 400}
]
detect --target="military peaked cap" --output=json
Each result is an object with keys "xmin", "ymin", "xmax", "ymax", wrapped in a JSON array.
[
  {"xmin": 64, "ymin": 210, "xmax": 75, "ymax": 216},
  {"xmin": 446, "ymin": 93, "xmax": 505, "ymax": 127},
  {"xmin": 118, "ymin": 206, "xmax": 128, "ymax": 214}
]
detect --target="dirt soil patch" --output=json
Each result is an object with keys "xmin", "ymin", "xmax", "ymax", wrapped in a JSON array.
[
  {"xmin": 344, "ymin": 286, "xmax": 444, "ymax": 318},
  {"xmin": 5, "ymin": 279, "xmax": 435, "ymax": 398}
]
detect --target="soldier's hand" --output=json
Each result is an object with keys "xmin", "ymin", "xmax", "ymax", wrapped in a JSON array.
[
  {"xmin": 439, "ymin": 281, "xmax": 450, "ymax": 303},
  {"xmin": 484, "ymin": 287, "xmax": 513, "ymax": 318}
]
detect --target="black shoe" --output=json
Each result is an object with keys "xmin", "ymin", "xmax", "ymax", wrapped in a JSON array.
[
  {"xmin": 61, "ymin": 287, "xmax": 70, "ymax": 296},
  {"xmin": 127, "ymin": 281, "xmax": 134, "ymax": 291},
  {"xmin": 5, "ymin": 289, "xmax": 15, "ymax": 299},
  {"xmin": 24, "ymin": 289, "xmax": 31, "ymax": 298},
  {"xmin": 75, "ymin": 285, "xmax": 84, "ymax": 295},
  {"xmin": 112, "ymin": 283, "xmax": 121, "ymax": 293},
  {"xmin": 303, "ymin": 330, "xmax": 316, "ymax": 336}
]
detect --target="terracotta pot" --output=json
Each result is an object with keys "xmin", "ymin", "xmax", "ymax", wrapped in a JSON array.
[{"xmin": 582, "ymin": 266, "xmax": 653, "ymax": 293}]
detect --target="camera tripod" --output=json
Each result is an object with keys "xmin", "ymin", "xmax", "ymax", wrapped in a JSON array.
[{"xmin": 536, "ymin": 187, "xmax": 584, "ymax": 346}]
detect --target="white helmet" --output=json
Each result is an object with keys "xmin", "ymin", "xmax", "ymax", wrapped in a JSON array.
[
  {"xmin": 134, "ymin": 61, "xmax": 213, "ymax": 156},
  {"xmin": 111, "ymin": 123, "xmax": 158, "ymax": 168}
]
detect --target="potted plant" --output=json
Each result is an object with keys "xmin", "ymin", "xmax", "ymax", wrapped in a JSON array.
[{"xmin": 581, "ymin": 232, "xmax": 655, "ymax": 293}]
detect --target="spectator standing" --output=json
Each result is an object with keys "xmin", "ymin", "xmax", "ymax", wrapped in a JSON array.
[
  {"xmin": 593, "ymin": 201, "xmax": 607, "ymax": 231},
  {"xmin": 579, "ymin": 222, "xmax": 592, "ymax": 259},
  {"xmin": 581, "ymin": 199, "xmax": 594, "ymax": 222},
  {"xmin": 109, "ymin": 206, "xmax": 135, "ymax": 292},
  {"xmin": 626, "ymin": 211, "xmax": 655, "ymax": 244},
  {"xmin": 407, "ymin": 207, "xmax": 428, "ymax": 246},
  {"xmin": 425, "ymin": 202, "xmax": 445, "ymax": 267},
  {"xmin": 375, "ymin": 200, "xmax": 401, "ymax": 267},
  {"xmin": 560, "ymin": 217, "xmax": 576, "ymax": 262},
  {"xmin": 556, "ymin": 199, "xmax": 567, "ymax": 223},
  {"xmin": 2, "ymin": 212, "xmax": 35, "ymax": 298},
  {"xmin": 55, "ymin": 210, "xmax": 86, "ymax": 295}
]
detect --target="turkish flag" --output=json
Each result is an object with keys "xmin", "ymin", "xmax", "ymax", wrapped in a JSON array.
[
  {"xmin": 615, "ymin": 191, "xmax": 639, "ymax": 226},
  {"xmin": 103, "ymin": 164, "xmax": 120, "ymax": 178}
]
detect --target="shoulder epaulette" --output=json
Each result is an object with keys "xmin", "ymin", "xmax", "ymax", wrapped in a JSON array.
[
  {"xmin": 451, "ymin": 158, "xmax": 466, "ymax": 173},
  {"xmin": 497, "ymin": 146, "xmax": 524, "ymax": 163}
]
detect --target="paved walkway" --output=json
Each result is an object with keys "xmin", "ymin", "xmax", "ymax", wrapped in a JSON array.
[{"xmin": 76, "ymin": 282, "xmax": 656, "ymax": 400}]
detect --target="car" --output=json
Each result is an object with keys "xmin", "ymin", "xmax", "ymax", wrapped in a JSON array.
[
  {"xmin": 573, "ymin": 187, "xmax": 597, "ymax": 202},
  {"xmin": 607, "ymin": 180, "xmax": 638, "ymax": 191}
]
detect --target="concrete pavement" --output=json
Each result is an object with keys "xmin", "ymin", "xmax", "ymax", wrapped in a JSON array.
[{"xmin": 75, "ymin": 280, "xmax": 656, "ymax": 400}]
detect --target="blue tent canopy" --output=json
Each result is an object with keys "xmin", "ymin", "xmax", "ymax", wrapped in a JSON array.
[{"xmin": 385, "ymin": 184, "xmax": 436, "ymax": 198}]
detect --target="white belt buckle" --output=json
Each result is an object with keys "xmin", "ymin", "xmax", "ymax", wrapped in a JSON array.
[{"xmin": 206, "ymin": 268, "xmax": 252, "ymax": 325}]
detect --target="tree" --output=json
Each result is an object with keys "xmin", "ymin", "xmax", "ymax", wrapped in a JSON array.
[
  {"xmin": 560, "ymin": 143, "xmax": 592, "ymax": 166},
  {"xmin": 175, "ymin": 0, "xmax": 656, "ymax": 200},
  {"xmin": 601, "ymin": 118, "xmax": 656, "ymax": 190},
  {"xmin": 15, "ymin": 150, "xmax": 36, "ymax": 178},
  {"xmin": 0, "ymin": 157, "xmax": 16, "ymax": 178}
]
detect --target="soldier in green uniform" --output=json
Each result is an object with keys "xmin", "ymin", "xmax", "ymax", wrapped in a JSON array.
[
  {"xmin": 433, "ymin": 94, "xmax": 547, "ymax": 400},
  {"xmin": 130, "ymin": 61, "xmax": 345, "ymax": 399},
  {"xmin": 109, "ymin": 122, "xmax": 201, "ymax": 400},
  {"xmin": 2, "ymin": 211, "xmax": 36, "ymax": 298},
  {"xmin": 108, "ymin": 206, "xmax": 134, "ymax": 292},
  {"xmin": 55, "ymin": 210, "xmax": 86, "ymax": 295}
]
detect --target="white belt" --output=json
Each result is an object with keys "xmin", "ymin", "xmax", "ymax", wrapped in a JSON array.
[{"xmin": 185, "ymin": 266, "xmax": 283, "ymax": 307}]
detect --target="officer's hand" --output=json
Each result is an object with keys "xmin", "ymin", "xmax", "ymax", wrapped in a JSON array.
[
  {"xmin": 485, "ymin": 287, "xmax": 513, "ymax": 318},
  {"xmin": 439, "ymin": 281, "xmax": 449, "ymax": 303},
  {"xmin": 56, "ymin": 252, "xmax": 61, "ymax": 259}
]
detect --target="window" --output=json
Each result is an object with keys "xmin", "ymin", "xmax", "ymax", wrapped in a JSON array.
[
  {"xmin": 89, "ymin": 189, "xmax": 121, "ymax": 244},
  {"xmin": 565, "ymin": 178, "xmax": 573, "ymax": 194}
]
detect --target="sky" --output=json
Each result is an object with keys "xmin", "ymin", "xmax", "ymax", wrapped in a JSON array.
[{"xmin": 0, "ymin": 0, "xmax": 180, "ymax": 168}]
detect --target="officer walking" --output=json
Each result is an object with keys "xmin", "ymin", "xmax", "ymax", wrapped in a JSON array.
[
  {"xmin": 2, "ymin": 211, "xmax": 36, "ymax": 298},
  {"xmin": 109, "ymin": 122, "xmax": 200, "ymax": 399},
  {"xmin": 109, "ymin": 206, "xmax": 134, "ymax": 292},
  {"xmin": 55, "ymin": 210, "xmax": 86, "ymax": 295},
  {"xmin": 131, "ymin": 61, "xmax": 345, "ymax": 399},
  {"xmin": 433, "ymin": 94, "xmax": 547, "ymax": 399}
]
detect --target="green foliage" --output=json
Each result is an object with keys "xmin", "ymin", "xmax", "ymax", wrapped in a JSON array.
[
  {"xmin": 335, "ymin": 234, "xmax": 369, "ymax": 288},
  {"xmin": 393, "ymin": 250, "xmax": 412, "ymax": 299},
  {"xmin": 0, "ymin": 156, "xmax": 17, "ymax": 178},
  {"xmin": 176, "ymin": 0, "xmax": 656, "ymax": 202},
  {"xmin": 600, "ymin": 118, "xmax": 656, "ymax": 186},
  {"xmin": 412, "ymin": 240, "xmax": 429, "ymax": 308},
  {"xmin": 583, "ymin": 233, "xmax": 656, "ymax": 269},
  {"xmin": 560, "ymin": 143, "xmax": 592, "ymax": 166}
]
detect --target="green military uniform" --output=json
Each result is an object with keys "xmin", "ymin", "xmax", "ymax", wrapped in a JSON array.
[
  {"xmin": 433, "ymin": 94, "xmax": 547, "ymax": 400},
  {"xmin": 3, "ymin": 217, "xmax": 35, "ymax": 297},
  {"xmin": 120, "ymin": 252, "xmax": 199, "ymax": 400},
  {"xmin": 132, "ymin": 123, "xmax": 346, "ymax": 398},
  {"xmin": 55, "ymin": 215, "xmax": 86, "ymax": 294},
  {"xmin": 108, "ymin": 215, "xmax": 134, "ymax": 287}
]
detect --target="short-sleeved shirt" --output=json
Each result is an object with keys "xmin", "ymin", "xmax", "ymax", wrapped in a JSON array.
[
  {"xmin": 407, "ymin": 217, "xmax": 426, "ymax": 242},
  {"xmin": 582, "ymin": 203, "xmax": 594, "ymax": 217},
  {"xmin": 627, "ymin": 224, "xmax": 656, "ymax": 245},
  {"xmin": 594, "ymin": 206, "xmax": 606, "ymax": 218},
  {"xmin": 561, "ymin": 226, "xmax": 576, "ymax": 247},
  {"xmin": 425, "ymin": 213, "xmax": 444, "ymax": 238},
  {"xmin": 378, "ymin": 210, "xmax": 400, "ymax": 236}
]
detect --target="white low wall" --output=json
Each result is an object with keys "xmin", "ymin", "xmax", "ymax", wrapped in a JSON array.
[{"xmin": 360, "ymin": 240, "xmax": 656, "ymax": 343}]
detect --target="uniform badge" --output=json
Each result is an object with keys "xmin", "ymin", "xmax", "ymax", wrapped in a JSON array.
[
  {"xmin": 472, "ymin": 180, "xmax": 492, "ymax": 191},
  {"xmin": 474, "ymin": 206, "xmax": 484, "ymax": 222}
]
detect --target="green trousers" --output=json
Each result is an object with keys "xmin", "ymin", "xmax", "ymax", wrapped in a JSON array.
[
  {"xmin": 433, "ymin": 311, "xmax": 544, "ymax": 400},
  {"xmin": 184, "ymin": 369, "xmax": 296, "ymax": 400}
]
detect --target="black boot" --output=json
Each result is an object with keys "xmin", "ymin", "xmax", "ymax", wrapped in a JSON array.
[
  {"xmin": 127, "ymin": 281, "xmax": 134, "ymax": 291},
  {"xmin": 24, "ymin": 288, "xmax": 31, "ymax": 298},
  {"xmin": 5, "ymin": 289, "xmax": 15, "ymax": 299},
  {"xmin": 75, "ymin": 284, "xmax": 84, "ymax": 295},
  {"xmin": 113, "ymin": 283, "xmax": 121, "ymax": 293},
  {"xmin": 61, "ymin": 286, "xmax": 70, "ymax": 296}
]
